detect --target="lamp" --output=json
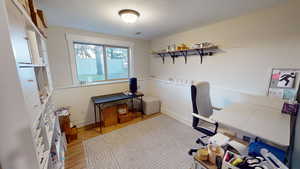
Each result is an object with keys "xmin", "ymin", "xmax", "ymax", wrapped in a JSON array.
[{"xmin": 118, "ymin": 9, "xmax": 140, "ymax": 23}]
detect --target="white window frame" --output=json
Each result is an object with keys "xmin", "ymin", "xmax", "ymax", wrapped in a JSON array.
[{"xmin": 66, "ymin": 33, "xmax": 134, "ymax": 85}]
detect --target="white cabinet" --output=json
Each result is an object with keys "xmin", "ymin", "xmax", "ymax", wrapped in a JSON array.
[
  {"xmin": 18, "ymin": 67, "xmax": 42, "ymax": 123},
  {"xmin": 6, "ymin": 0, "xmax": 32, "ymax": 63}
]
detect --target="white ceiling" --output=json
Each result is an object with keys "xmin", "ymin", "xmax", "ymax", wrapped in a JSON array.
[{"xmin": 40, "ymin": 0, "xmax": 283, "ymax": 40}]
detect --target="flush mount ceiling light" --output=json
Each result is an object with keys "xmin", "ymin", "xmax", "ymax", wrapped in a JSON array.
[{"xmin": 118, "ymin": 9, "xmax": 140, "ymax": 23}]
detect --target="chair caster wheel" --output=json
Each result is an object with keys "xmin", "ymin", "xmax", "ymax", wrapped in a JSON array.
[{"xmin": 188, "ymin": 149, "xmax": 197, "ymax": 156}]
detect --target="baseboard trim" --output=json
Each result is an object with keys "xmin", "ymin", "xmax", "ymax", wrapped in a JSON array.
[
  {"xmin": 161, "ymin": 108, "xmax": 192, "ymax": 127},
  {"xmin": 75, "ymin": 120, "xmax": 95, "ymax": 128}
]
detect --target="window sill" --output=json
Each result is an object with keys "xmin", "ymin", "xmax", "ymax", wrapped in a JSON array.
[{"xmin": 55, "ymin": 79, "xmax": 129, "ymax": 90}]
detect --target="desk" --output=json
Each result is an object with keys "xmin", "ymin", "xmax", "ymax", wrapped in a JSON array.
[
  {"xmin": 91, "ymin": 92, "xmax": 144, "ymax": 132},
  {"xmin": 210, "ymin": 103, "xmax": 290, "ymax": 146}
]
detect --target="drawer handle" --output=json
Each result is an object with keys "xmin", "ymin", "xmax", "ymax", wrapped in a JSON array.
[{"xmin": 27, "ymin": 80, "xmax": 34, "ymax": 82}]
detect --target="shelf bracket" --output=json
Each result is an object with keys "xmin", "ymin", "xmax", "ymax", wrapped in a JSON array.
[
  {"xmin": 180, "ymin": 51, "xmax": 188, "ymax": 64},
  {"xmin": 196, "ymin": 49, "xmax": 204, "ymax": 64},
  {"xmin": 158, "ymin": 53, "xmax": 165, "ymax": 64},
  {"xmin": 168, "ymin": 52, "xmax": 177, "ymax": 64}
]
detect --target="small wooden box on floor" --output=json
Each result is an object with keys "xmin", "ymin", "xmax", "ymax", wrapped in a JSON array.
[
  {"xmin": 67, "ymin": 127, "xmax": 78, "ymax": 143},
  {"xmin": 119, "ymin": 112, "xmax": 132, "ymax": 123},
  {"xmin": 59, "ymin": 114, "xmax": 78, "ymax": 143},
  {"xmin": 118, "ymin": 104, "xmax": 132, "ymax": 123}
]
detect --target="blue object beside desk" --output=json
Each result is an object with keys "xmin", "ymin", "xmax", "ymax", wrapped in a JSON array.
[{"xmin": 91, "ymin": 92, "xmax": 144, "ymax": 133}]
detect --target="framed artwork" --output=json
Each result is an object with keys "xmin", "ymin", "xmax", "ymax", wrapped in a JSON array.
[
  {"xmin": 267, "ymin": 68, "xmax": 300, "ymax": 100},
  {"xmin": 277, "ymin": 71, "xmax": 296, "ymax": 88}
]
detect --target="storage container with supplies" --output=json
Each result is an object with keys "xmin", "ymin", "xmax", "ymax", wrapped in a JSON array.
[{"xmin": 222, "ymin": 151, "xmax": 242, "ymax": 169}]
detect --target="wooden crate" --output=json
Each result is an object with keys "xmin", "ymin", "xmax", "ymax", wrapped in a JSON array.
[
  {"xmin": 117, "ymin": 104, "xmax": 132, "ymax": 123},
  {"xmin": 102, "ymin": 105, "xmax": 118, "ymax": 127},
  {"xmin": 119, "ymin": 112, "xmax": 132, "ymax": 123}
]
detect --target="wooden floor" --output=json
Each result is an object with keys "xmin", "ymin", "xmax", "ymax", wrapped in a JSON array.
[{"xmin": 65, "ymin": 113, "xmax": 162, "ymax": 169}]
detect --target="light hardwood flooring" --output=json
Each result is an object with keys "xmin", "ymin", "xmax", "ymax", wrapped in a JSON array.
[{"xmin": 65, "ymin": 113, "xmax": 162, "ymax": 169}]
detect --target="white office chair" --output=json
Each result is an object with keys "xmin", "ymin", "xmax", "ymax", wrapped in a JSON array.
[{"xmin": 189, "ymin": 82, "xmax": 219, "ymax": 155}]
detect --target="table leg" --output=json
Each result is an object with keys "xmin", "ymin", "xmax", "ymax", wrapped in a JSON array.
[
  {"xmin": 94, "ymin": 103, "xmax": 97, "ymax": 128},
  {"xmin": 98, "ymin": 104, "xmax": 102, "ymax": 133},
  {"xmin": 141, "ymin": 96, "xmax": 144, "ymax": 118},
  {"xmin": 131, "ymin": 97, "xmax": 134, "ymax": 112}
]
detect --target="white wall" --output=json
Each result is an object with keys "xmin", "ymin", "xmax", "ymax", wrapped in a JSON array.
[
  {"xmin": 47, "ymin": 26, "xmax": 150, "ymax": 126},
  {"xmin": 149, "ymin": 0, "xmax": 300, "ymax": 124}
]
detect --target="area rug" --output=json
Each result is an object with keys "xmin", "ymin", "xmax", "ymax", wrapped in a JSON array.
[{"xmin": 83, "ymin": 114, "xmax": 201, "ymax": 169}]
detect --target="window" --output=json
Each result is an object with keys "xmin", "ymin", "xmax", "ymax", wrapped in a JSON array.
[
  {"xmin": 105, "ymin": 46, "xmax": 129, "ymax": 80},
  {"xmin": 68, "ymin": 34, "xmax": 132, "ymax": 85},
  {"xmin": 74, "ymin": 42, "xmax": 105, "ymax": 82}
]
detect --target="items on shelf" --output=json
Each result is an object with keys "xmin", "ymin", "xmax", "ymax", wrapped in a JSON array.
[
  {"xmin": 176, "ymin": 43, "xmax": 190, "ymax": 51},
  {"xmin": 31, "ymin": 100, "xmax": 65, "ymax": 169},
  {"xmin": 13, "ymin": 0, "xmax": 47, "ymax": 38},
  {"xmin": 27, "ymin": 0, "xmax": 48, "ymax": 36},
  {"xmin": 153, "ymin": 42, "xmax": 218, "ymax": 64}
]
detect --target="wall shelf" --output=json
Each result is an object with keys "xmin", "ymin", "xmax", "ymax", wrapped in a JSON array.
[{"xmin": 153, "ymin": 46, "xmax": 218, "ymax": 64}]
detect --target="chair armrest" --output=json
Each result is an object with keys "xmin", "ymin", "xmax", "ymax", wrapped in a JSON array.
[
  {"xmin": 212, "ymin": 106, "xmax": 222, "ymax": 111},
  {"xmin": 192, "ymin": 113, "xmax": 216, "ymax": 124}
]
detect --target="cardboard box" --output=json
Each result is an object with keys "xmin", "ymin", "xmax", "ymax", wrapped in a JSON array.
[{"xmin": 102, "ymin": 106, "xmax": 118, "ymax": 127}]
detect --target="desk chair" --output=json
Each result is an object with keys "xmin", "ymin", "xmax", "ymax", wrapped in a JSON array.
[{"xmin": 189, "ymin": 82, "xmax": 219, "ymax": 155}]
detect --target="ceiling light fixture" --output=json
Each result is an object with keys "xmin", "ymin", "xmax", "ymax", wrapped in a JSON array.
[{"xmin": 118, "ymin": 9, "xmax": 140, "ymax": 23}]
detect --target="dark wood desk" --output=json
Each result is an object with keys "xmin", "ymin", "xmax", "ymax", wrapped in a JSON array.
[{"xmin": 91, "ymin": 92, "xmax": 144, "ymax": 132}]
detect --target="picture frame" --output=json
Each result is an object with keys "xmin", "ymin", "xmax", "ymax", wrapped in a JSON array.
[{"xmin": 267, "ymin": 68, "xmax": 300, "ymax": 100}]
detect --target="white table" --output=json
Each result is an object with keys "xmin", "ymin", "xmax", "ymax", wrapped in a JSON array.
[{"xmin": 210, "ymin": 103, "xmax": 290, "ymax": 147}]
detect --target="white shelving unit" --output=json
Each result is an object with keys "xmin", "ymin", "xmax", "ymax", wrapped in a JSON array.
[{"xmin": 3, "ymin": 0, "xmax": 65, "ymax": 168}]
